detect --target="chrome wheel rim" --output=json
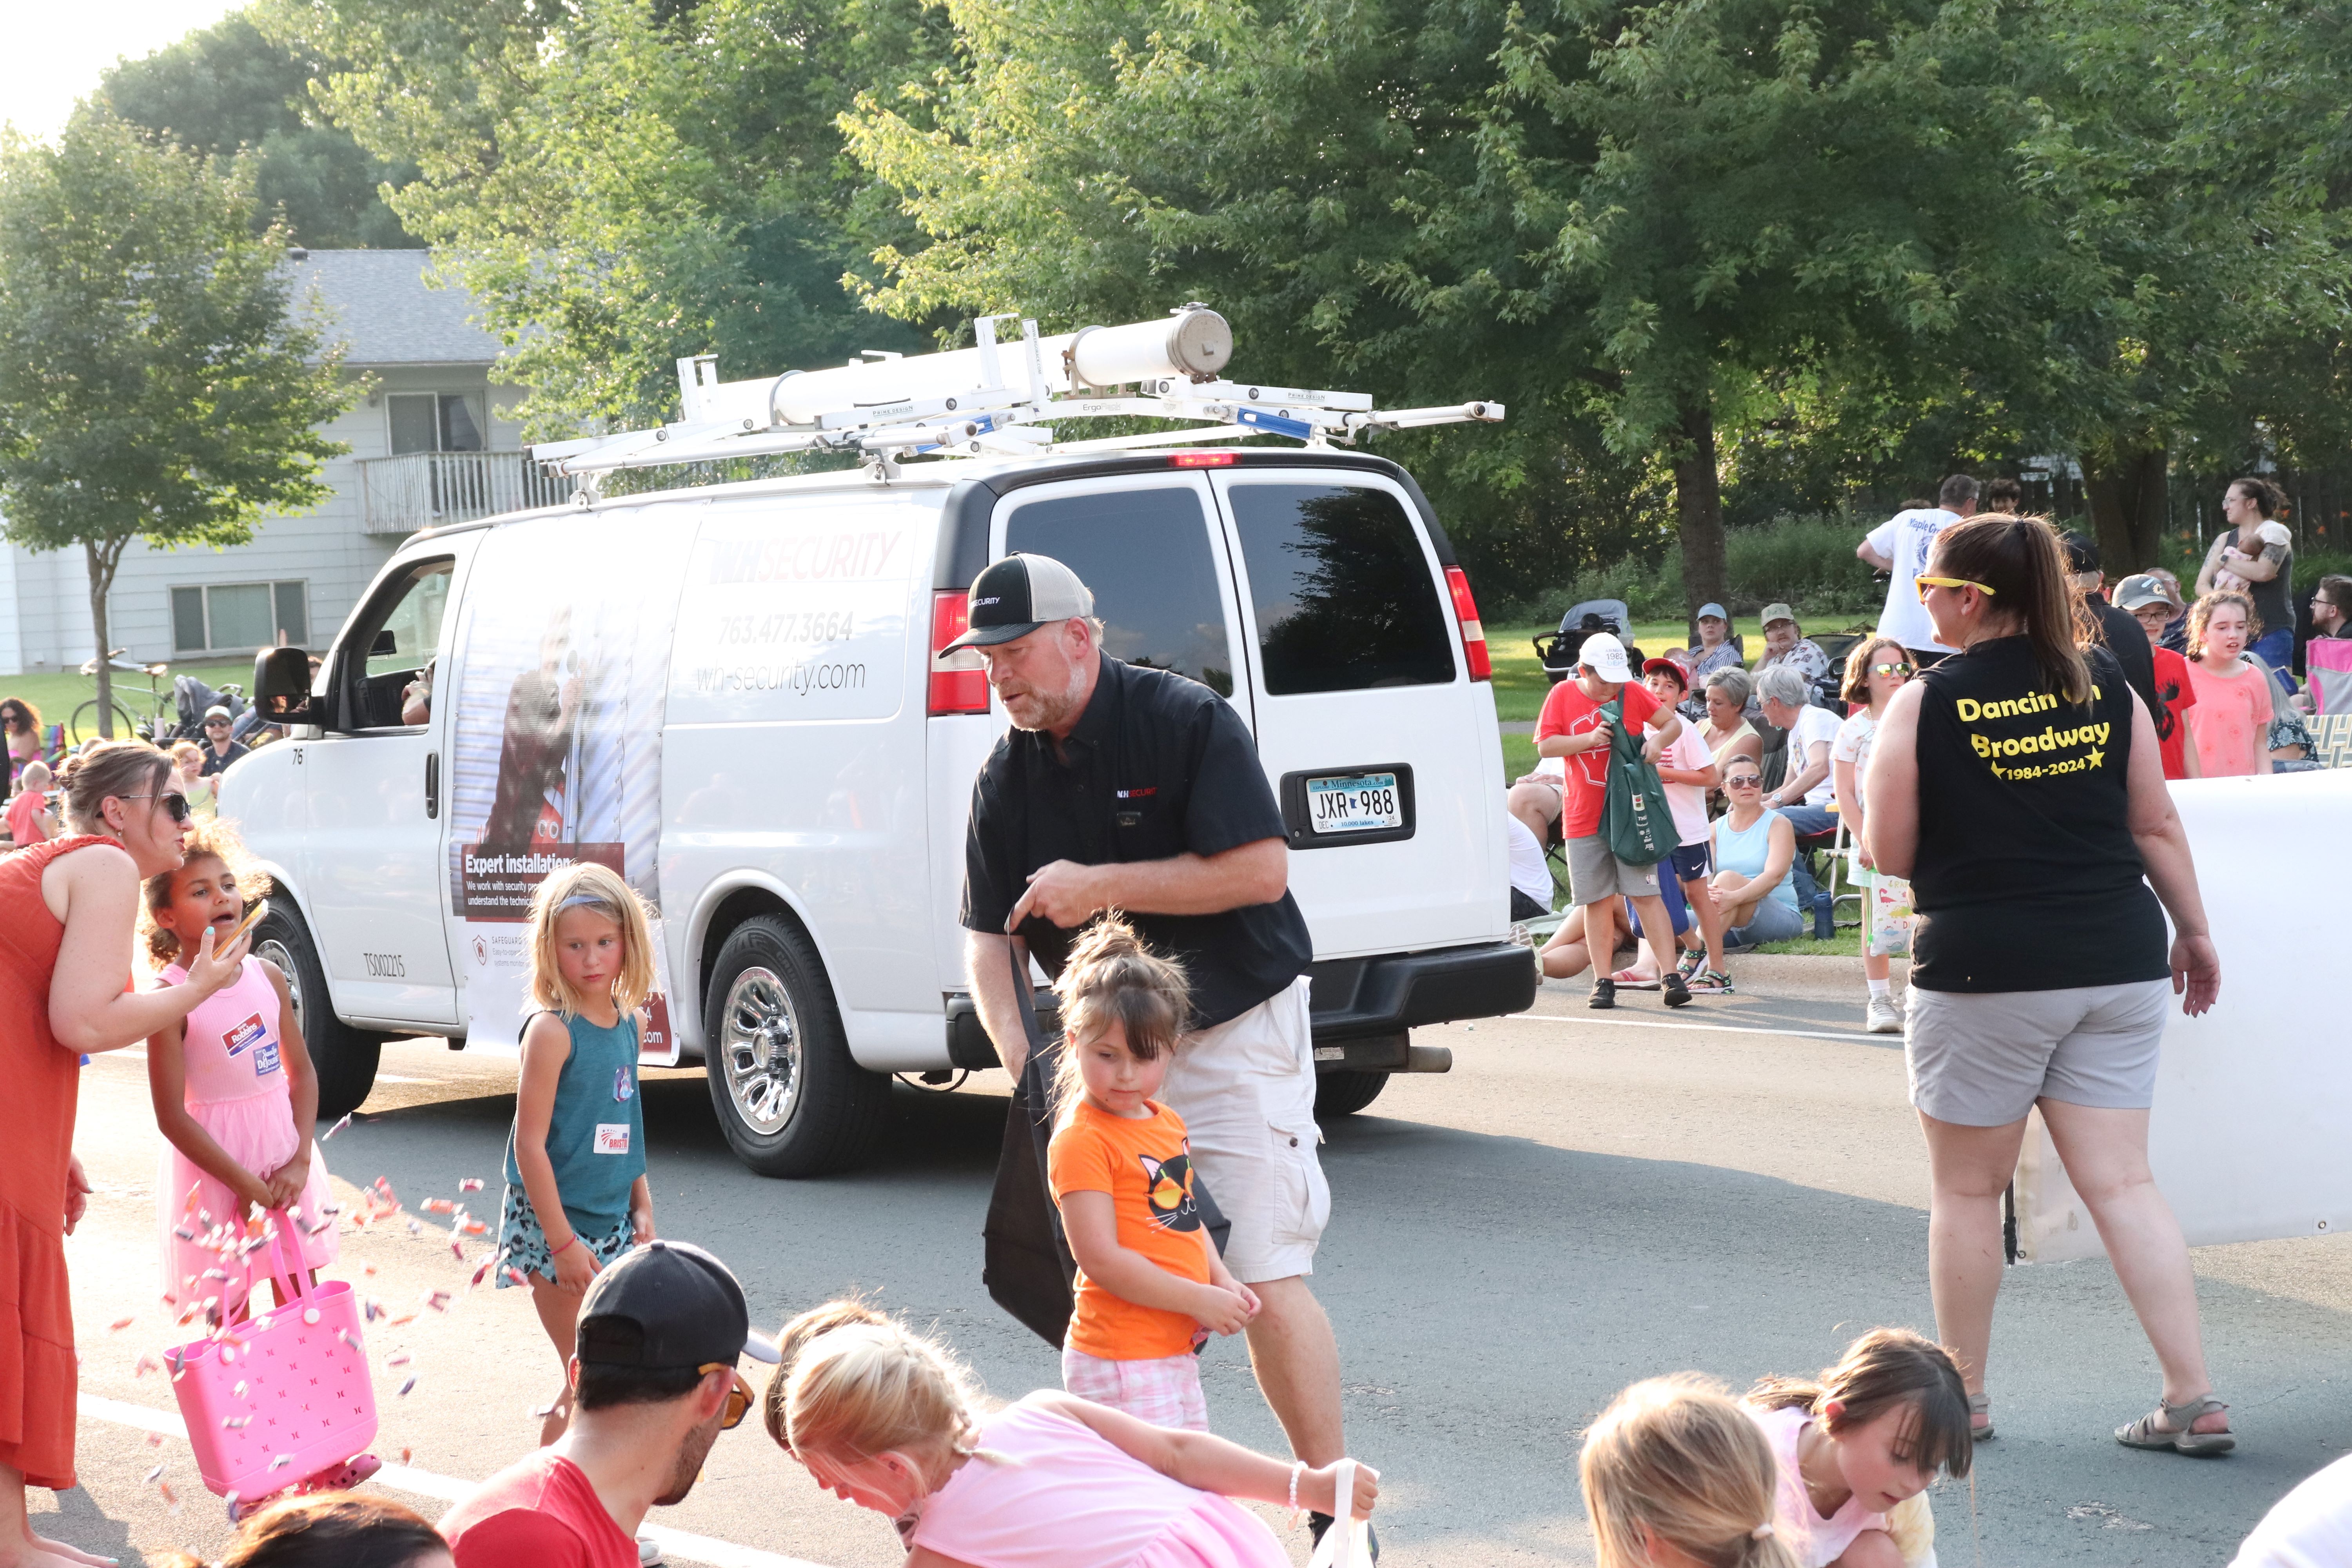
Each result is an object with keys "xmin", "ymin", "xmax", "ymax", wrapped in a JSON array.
[
  {"xmin": 720, "ymin": 966, "xmax": 801, "ymax": 1134},
  {"xmin": 256, "ymin": 937, "xmax": 303, "ymax": 1035}
]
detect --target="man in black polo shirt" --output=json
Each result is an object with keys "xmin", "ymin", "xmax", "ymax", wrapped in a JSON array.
[
  {"xmin": 956, "ymin": 553, "xmax": 1345, "ymax": 1487},
  {"xmin": 2063, "ymin": 532, "xmax": 2157, "ymax": 717}
]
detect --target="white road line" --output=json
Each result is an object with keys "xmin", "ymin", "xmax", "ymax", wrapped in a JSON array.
[
  {"xmin": 79, "ymin": 1394, "xmax": 833, "ymax": 1568},
  {"xmin": 373, "ymin": 1074, "xmax": 441, "ymax": 1084},
  {"xmin": 1512, "ymin": 1011, "xmax": 1883, "ymax": 1046}
]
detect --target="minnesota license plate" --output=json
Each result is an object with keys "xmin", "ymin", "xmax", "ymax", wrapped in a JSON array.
[{"xmin": 1305, "ymin": 772, "xmax": 1402, "ymax": 834}]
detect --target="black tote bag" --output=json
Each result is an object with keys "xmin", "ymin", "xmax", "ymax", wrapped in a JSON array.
[{"xmin": 982, "ymin": 947, "xmax": 1231, "ymax": 1349}]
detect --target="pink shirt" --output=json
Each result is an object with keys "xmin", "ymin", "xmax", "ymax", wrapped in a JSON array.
[
  {"xmin": 1748, "ymin": 1404, "xmax": 1887, "ymax": 1568},
  {"xmin": 2183, "ymin": 657, "xmax": 2272, "ymax": 777},
  {"xmin": 162, "ymin": 956, "xmax": 285, "ymax": 1104},
  {"xmin": 909, "ymin": 1395, "xmax": 1285, "ymax": 1568}
]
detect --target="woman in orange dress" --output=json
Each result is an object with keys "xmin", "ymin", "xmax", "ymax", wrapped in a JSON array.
[{"xmin": 2, "ymin": 742, "xmax": 249, "ymax": 1568}]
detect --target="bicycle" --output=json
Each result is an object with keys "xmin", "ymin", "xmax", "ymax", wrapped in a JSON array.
[{"xmin": 69, "ymin": 651, "xmax": 177, "ymax": 745}]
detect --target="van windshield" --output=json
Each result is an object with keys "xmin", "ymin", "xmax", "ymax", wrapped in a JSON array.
[
  {"xmin": 1004, "ymin": 486, "xmax": 1235, "ymax": 697},
  {"xmin": 1227, "ymin": 483, "xmax": 1455, "ymax": 694}
]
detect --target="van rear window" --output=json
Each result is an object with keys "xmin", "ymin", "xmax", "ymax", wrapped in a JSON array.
[
  {"xmin": 1227, "ymin": 483, "xmax": 1455, "ymax": 694},
  {"xmin": 1004, "ymin": 487, "xmax": 1236, "ymax": 696}
]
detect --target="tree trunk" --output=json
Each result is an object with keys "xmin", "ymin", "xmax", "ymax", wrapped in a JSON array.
[
  {"xmin": 1673, "ymin": 401, "xmax": 1727, "ymax": 641},
  {"xmin": 85, "ymin": 539, "xmax": 116, "ymax": 740},
  {"xmin": 2084, "ymin": 443, "xmax": 2169, "ymax": 579}
]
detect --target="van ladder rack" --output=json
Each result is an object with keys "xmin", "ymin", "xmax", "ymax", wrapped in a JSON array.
[{"xmin": 529, "ymin": 306, "xmax": 1502, "ymax": 482}]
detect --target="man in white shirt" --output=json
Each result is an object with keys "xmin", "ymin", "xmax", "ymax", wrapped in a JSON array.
[{"xmin": 1858, "ymin": 474, "xmax": 1979, "ymax": 664}]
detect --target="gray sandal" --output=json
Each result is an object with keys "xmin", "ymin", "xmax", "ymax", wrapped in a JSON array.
[
  {"xmin": 1968, "ymin": 1391, "xmax": 1994, "ymax": 1441},
  {"xmin": 2116, "ymin": 1394, "xmax": 2234, "ymax": 1455}
]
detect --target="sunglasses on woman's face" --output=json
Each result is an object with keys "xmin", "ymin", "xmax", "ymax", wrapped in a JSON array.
[
  {"xmin": 1872, "ymin": 662, "xmax": 1914, "ymax": 677},
  {"xmin": 1915, "ymin": 575, "xmax": 1996, "ymax": 604},
  {"xmin": 1725, "ymin": 775, "xmax": 1763, "ymax": 789},
  {"xmin": 122, "ymin": 791, "xmax": 193, "ymax": 824}
]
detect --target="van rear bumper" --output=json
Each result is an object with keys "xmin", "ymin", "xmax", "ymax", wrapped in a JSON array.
[{"xmin": 944, "ymin": 940, "xmax": 1536, "ymax": 1074}]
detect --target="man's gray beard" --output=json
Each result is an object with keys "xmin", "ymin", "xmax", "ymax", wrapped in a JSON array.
[{"xmin": 1009, "ymin": 658, "xmax": 1091, "ymax": 733}]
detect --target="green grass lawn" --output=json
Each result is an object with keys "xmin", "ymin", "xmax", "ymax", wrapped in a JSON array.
[{"xmin": 0, "ymin": 657, "xmax": 257, "ymax": 744}]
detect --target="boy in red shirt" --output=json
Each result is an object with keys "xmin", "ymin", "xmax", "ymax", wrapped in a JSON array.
[
  {"xmin": 1533, "ymin": 633, "xmax": 1691, "ymax": 1010},
  {"xmin": 2117, "ymin": 575, "xmax": 2201, "ymax": 780}
]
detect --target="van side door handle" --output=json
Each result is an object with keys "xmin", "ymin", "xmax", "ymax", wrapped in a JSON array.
[{"xmin": 425, "ymin": 750, "xmax": 439, "ymax": 819}]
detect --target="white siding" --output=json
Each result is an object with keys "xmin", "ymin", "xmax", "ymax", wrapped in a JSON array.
[{"xmin": 0, "ymin": 367, "xmax": 527, "ymax": 675}]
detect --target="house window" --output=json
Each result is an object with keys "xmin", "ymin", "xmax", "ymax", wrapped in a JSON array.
[
  {"xmin": 388, "ymin": 393, "xmax": 486, "ymax": 454},
  {"xmin": 171, "ymin": 581, "xmax": 310, "ymax": 654}
]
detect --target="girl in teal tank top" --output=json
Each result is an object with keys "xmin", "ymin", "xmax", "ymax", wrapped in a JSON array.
[{"xmin": 496, "ymin": 864, "xmax": 660, "ymax": 1444}]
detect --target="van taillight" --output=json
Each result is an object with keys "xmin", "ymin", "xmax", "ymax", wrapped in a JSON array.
[
  {"xmin": 930, "ymin": 591, "xmax": 991, "ymax": 715},
  {"xmin": 1444, "ymin": 566, "xmax": 1490, "ymax": 681}
]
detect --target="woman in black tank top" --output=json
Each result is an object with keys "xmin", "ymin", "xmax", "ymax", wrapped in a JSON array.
[{"xmin": 1864, "ymin": 514, "xmax": 2234, "ymax": 1455}]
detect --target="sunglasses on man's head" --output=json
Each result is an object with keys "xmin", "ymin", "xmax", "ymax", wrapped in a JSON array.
[{"xmin": 122, "ymin": 791, "xmax": 193, "ymax": 824}]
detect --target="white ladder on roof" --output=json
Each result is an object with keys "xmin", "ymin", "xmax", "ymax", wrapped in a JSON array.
[{"xmin": 528, "ymin": 305, "xmax": 1503, "ymax": 482}]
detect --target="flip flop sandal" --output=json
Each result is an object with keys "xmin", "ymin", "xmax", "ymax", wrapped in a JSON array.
[
  {"xmin": 2116, "ymin": 1394, "xmax": 2234, "ymax": 1455},
  {"xmin": 1968, "ymin": 1392, "xmax": 1994, "ymax": 1441},
  {"xmin": 1610, "ymin": 968, "xmax": 1661, "ymax": 989}
]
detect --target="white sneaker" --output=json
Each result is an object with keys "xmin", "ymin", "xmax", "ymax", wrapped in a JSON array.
[
  {"xmin": 1864, "ymin": 995, "xmax": 1903, "ymax": 1034},
  {"xmin": 639, "ymin": 1536, "xmax": 664, "ymax": 1566}
]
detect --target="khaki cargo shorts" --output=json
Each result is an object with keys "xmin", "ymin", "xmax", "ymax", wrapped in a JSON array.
[{"xmin": 1157, "ymin": 977, "xmax": 1329, "ymax": 1284}]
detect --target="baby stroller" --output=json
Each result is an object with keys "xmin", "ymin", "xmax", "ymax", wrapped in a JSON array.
[
  {"xmin": 1533, "ymin": 599, "xmax": 1645, "ymax": 684},
  {"xmin": 171, "ymin": 675, "xmax": 264, "ymax": 746}
]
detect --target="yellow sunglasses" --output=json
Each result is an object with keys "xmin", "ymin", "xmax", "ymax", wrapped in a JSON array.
[
  {"xmin": 697, "ymin": 1364, "xmax": 757, "ymax": 1430},
  {"xmin": 1915, "ymin": 575, "xmax": 1996, "ymax": 604}
]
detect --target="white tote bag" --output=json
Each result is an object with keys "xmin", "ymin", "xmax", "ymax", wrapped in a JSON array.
[{"xmin": 1306, "ymin": 1459, "xmax": 1374, "ymax": 1568}]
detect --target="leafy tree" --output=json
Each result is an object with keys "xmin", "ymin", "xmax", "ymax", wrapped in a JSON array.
[
  {"xmin": 99, "ymin": 11, "xmax": 416, "ymax": 248},
  {"xmin": 845, "ymin": 0, "xmax": 2025, "ymax": 627},
  {"xmin": 257, "ymin": 0, "xmax": 951, "ymax": 436},
  {"xmin": 0, "ymin": 111, "xmax": 354, "ymax": 732}
]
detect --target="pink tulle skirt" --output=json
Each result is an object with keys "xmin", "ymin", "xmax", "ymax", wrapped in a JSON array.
[
  {"xmin": 1135, "ymin": 1494, "xmax": 1289, "ymax": 1568},
  {"xmin": 157, "ymin": 1091, "xmax": 337, "ymax": 1315}
]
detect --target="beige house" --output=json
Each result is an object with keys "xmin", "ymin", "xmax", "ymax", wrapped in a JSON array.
[{"xmin": 0, "ymin": 249, "xmax": 559, "ymax": 675}]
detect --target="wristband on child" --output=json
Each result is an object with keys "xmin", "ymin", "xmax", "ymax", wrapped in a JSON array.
[{"xmin": 548, "ymin": 1234, "xmax": 578, "ymax": 1258}]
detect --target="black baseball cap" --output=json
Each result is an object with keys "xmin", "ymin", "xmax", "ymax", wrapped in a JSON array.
[
  {"xmin": 2061, "ymin": 530, "xmax": 2100, "ymax": 574},
  {"xmin": 575, "ymin": 1240, "xmax": 780, "ymax": 1370},
  {"xmin": 940, "ymin": 553, "xmax": 1096, "ymax": 652}
]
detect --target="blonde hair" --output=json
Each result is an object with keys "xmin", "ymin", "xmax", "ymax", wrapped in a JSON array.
[
  {"xmin": 764, "ymin": 1298, "xmax": 889, "ymax": 1450},
  {"xmin": 524, "ymin": 861, "xmax": 657, "ymax": 1016},
  {"xmin": 779, "ymin": 1303, "xmax": 985, "ymax": 1487},
  {"xmin": 2188, "ymin": 590, "xmax": 2260, "ymax": 661},
  {"xmin": 141, "ymin": 818, "xmax": 272, "ymax": 965},
  {"xmin": 1049, "ymin": 916, "xmax": 1190, "ymax": 1120},
  {"xmin": 170, "ymin": 740, "xmax": 203, "ymax": 771},
  {"xmin": 1581, "ymin": 1376, "xmax": 1799, "ymax": 1568},
  {"xmin": 60, "ymin": 739, "xmax": 172, "ymax": 835},
  {"xmin": 18, "ymin": 759, "xmax": 50, "ymax": 791}
]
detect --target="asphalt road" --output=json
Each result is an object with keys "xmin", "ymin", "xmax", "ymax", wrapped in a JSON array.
[{"xmin": 41, "ymin": 957, "xmax": 2352, "ymax": 1566}]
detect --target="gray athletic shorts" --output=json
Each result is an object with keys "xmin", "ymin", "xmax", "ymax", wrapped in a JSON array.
[
  {"xmin": 1566, "ymin": 833, "xmax": 1662, "ymax": 906},
  {"xmin": 1906, "ymin": 979, "xmax": 2171, "ymax": 1126}
]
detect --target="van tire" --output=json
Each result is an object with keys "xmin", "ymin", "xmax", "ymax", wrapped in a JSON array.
[
  {"xmin": 702, "ymin": 915, "xmax": 888, "ymax": 1177},
  {"xmin": 1314, "ymin": 1069, "xmax": 1389, "ymax": 1118},
  {"xmin": 252, "ymin": 902, "xmax": 382, "ymax": 1121}
]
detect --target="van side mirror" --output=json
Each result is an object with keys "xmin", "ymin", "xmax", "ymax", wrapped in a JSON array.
[
  {"xmin": 371, "ymin": 629, "xmax": 399, "ymax": 657},
  {"xmin": 254, "ymin": 646, "xmax": 319, "ymax": 724}
]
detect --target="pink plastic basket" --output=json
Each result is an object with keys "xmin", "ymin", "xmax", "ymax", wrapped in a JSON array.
[{"xmin": 164, "ymin": 1209, "xmax": 376, "ymax": 1503}]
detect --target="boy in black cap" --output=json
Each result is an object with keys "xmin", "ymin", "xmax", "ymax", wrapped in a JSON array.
[{"xmin": 442, "ymin": 1241, "xmax": 778, "ymax": 1568}]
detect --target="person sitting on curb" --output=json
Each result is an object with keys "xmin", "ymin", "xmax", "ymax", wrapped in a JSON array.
[
  {"xmin": 440, "ymin": 1241, "xmax": 778, "ymax": 1568},
  {"xmin": 1533, "ymin": 632, "xmax": 1691, "ymax": 1011},
  {"xmin": 1710, "ymin": 764, "xmax": 1805, "ymax": 951},
  {"xmin": 1755, "ymin": 664, "xmax": 1842, "ymax": 931}
]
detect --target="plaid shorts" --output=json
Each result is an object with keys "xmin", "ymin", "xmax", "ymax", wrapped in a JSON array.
[{"xmin": 1061, "ymin": 1348, "xmax": 1209, "ymax": 1431}]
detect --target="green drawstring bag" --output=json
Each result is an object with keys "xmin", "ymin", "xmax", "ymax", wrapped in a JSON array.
[{"xmin": 1600, "ymin": 696, "xmax": 1675, "ymax": 866}]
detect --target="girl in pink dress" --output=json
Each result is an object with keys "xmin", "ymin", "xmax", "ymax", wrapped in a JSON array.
[
  {"xmin": 142, "ymin": 822, "xmax": 337, "ymax": 1320},
  {"xmin": 2183, "ymin": 592, "xmax": 2275, "ymax": 777},
  {"xmin": 769, "ymin": 1300, "xmax": 1378, "ymax": 1568}
]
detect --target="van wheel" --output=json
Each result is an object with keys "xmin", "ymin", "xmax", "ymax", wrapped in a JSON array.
[
  {"xmin": 1314, "ymin": 1069, "xmax": 1389, "ymax": 1118},
  {"xmin": 253, "ymin": 903, "xmax": 381, "ymax": 1121},
  {"xmin": 702, "ymin": 915, "xmax": 889, "ymax": 1177}
]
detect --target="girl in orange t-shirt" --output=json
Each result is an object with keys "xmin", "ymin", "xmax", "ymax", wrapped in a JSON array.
[{"xmin": 1046, "ymin": 919, "xmax": 1258, "ymax": 1431}]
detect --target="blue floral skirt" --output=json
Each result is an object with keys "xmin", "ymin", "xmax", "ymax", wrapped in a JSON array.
[{"xmin": 494, "ymin": 1182, "xmax": 634, "ymax": 1288}]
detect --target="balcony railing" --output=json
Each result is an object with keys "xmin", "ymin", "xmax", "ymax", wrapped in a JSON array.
[{"xmin": 358, "ymin": 450, "xmax": 571, "ymax": 534}]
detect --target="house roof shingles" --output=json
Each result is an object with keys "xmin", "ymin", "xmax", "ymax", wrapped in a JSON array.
[{"xmin": 289, "ymin": 249, "xmax": 503, "ymax": 367}]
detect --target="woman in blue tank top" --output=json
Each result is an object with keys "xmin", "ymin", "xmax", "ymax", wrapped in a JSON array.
[
  {"xmin": 1865, "ymin": 513, "xmax": 2230, "ymax": 1457},
  {"xmin": 497, "ymin": 864, "xmax": 659, "ymax": 1446}
]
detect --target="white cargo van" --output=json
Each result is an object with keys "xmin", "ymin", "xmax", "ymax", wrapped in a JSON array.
[{"xmin": 225, "ymin": 312, "xmax": 1535, "ymax": 1176}]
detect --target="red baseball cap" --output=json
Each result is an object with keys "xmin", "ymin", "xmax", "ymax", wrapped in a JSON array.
[{"xmin": 1640, "ymin": 657, "xmax": 1689, "ymax": 690}]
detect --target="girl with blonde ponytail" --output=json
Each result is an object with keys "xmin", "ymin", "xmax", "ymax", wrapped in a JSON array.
[
  {"xmin": 771, "ymin": 1299, "xmax": 1378, "ymax": 1568},
  {"xmin": 1582, "ymin": 1376, "xmax": 1800, "ymax": 1568}
]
